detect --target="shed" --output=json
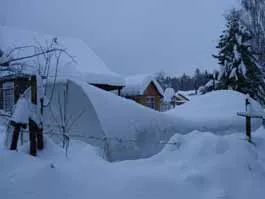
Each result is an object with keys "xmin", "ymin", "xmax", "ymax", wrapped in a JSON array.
[{"xmin": 121, "ymin": 75, "xmax": 164, "ymax": 111}]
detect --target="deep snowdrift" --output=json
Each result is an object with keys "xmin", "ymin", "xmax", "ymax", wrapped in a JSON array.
[
  {"xmin": 1, "ymin": 127, "xmax": 265, "ymax": 199},
  {"xmin": 167, "ymin": 90, "xmax": 264, "ymax": 134}
]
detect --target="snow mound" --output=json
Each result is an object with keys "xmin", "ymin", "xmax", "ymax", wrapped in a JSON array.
[
  {"xmin": 167, "ymin": 90, "xmax": 263, "ymax": 133},
  {"xmin": 1, "ymin": 127, "xmax": 265, "ymax": 199},
  {"xmin": 164, "ymin": 88, "xmax": 175, "ymax": 102},
  {"xmin": 0, "ymin": 25, "xmax": 124, "ymax": 86}
]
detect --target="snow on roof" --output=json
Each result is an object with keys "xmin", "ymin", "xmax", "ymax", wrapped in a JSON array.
[
  {"xmin": 177, "ymin": 90, "xmax": 196, "ymax": 96},
  {"xmin": 175, "ymin": 93, "xmax": 189, "ymax": 102},
  {"xmin": 164, "ymin": 88, "xmax": 175, "ymax": 102},
  {"xmin": 0, "ymin": 25, "xmax": 125, "ymax": 86},
  {"xmin": 121, "ymin": 74, "xmax": 164, "ymax": 96}
]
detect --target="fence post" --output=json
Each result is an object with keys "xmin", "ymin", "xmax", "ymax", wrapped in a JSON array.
[
  {"xmin": 37, "ymin": 98, "xmax": 44, "ymax": 150},
  {"xmin": 10, "ymin": 124, "xmax": 20, "ymax": 150},
  {"xmin": 245, "ymin": 97, "xmax": 251, "ymax": 142},
  {"xmin": 29, "ymin": 75, "xmax": 37, "ymax": 156}
]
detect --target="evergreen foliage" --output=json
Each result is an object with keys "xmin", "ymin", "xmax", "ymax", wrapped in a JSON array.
[{"xmin": 213, "ymin": 9, "xmax": 265, "ymax": 104}]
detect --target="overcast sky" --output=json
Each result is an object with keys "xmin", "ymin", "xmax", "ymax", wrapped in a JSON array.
[{"xmin": 1, "ymin": 0, "xmax": 238, "ymax": 76}]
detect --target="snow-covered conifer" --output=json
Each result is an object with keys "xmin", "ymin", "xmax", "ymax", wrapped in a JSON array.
[{"xmin": 213, "ymin": 9, "xmax": 265, "ymax": 104}]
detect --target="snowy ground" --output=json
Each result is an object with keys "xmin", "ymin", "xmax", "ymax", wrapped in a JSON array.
[
  {"xmin": 1, "ymin": 127, "xmax": 265, "ymax": 199},
  {"xmin": 1, "ymin": 89, "xmax": 265, "ymax": 198},
  {"xmin": 167, "ymin": 90, "xmax": 264, "ymax": 134}
]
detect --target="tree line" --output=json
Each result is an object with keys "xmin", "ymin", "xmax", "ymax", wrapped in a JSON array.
[{"xmin": 156, "ymin": 69, "xmax": 214, "ymax": 92}]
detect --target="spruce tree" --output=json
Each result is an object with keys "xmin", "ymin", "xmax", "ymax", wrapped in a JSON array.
[{"xmin": 213, "ymin": 9, "xmax": 265, "ymax": 104}]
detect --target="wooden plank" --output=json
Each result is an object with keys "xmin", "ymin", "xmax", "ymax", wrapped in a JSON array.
[{"xmin": 237, "ymin": 112, "xmax": 263, "ymax": 119}]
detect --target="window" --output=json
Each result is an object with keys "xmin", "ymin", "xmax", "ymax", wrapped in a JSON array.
[
  {"xmin": 3, "ymin": 81, "xmax": 15, "ymax": 113},
  {"xmin": 146, "ymin": 96, "xmax": 156, "ymax": 109}
]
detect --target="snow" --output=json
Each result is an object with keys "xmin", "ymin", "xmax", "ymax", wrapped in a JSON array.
[
  {"xmin": 163, "ymin": 87, "xmax": 175, "ymax": 102},
  {"xmin": 121, "ymin": 74, "xmax": 164, "ymax": 96},
  {"xmin": 0, "ymin": 25, "xmax": 125, "ymax": 86},
  {"xmin": 10, "ymin": 97, "xmax": 30, "ymax": 124},
  {"xmin": 229, "ymin": 67, "xmax": 238, "ymax": 80},
  {"xmin": 177, "ymin": 90, "xmax": 196, "ymax": 96},
  {"xmin": 1, "ymin": 126, "xmax": 265, "ymax": 199},
  {"xmin": 167, "ymin": 90, "xmax": 264, "ymax": 133},
  {"xmin": 175, "ymin": 92, "xmax": 189, "ymax": 101},
  {"xmin": 239, "ymin": 62, "xmax": 247, "ymax": 77},
  {"xmin": 204, "ymin": 79, "xmax": 219, "ymax": 88},
  {"xmin": 42, "ymin": 79, "xmax": 193, "ymax": 161}
]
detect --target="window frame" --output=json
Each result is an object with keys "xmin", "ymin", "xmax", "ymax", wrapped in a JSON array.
[
  {"xmin": 146, "ymin": 96, "xmax": 156, "ymax": 109},
  {"xmin": 3, "ymin": 81, "xmax": 15, "ymax": 113}
]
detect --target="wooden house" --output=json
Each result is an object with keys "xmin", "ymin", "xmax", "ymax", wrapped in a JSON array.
[
  {"xmin": 121, "ymin": 75, "xmax": 164, "ymax": 111},
  {"xmin": 0, "ymin": 72, "xmax": 33, "ymax": 112}
]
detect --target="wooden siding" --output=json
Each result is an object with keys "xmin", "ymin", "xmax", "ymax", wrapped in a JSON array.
[
  {"xmin": 143, "ymin": 82, "xmax": 162, "ymax": 97},
  {"xmin": 0, "ymin": 76, "xmax": 31, "ymax": 110},
  {"xmin": 127, "ymin": 82, "xmax": 162, "ymax": 111}
]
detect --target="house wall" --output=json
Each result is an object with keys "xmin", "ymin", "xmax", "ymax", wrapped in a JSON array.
[
  {"xmin": 92, "ymin": 84, "xmax": 123, "ymax": 96},
  {"xmin": 14, "ymin": 77, "xmax": 31, "ymax": 101},
  {"xmin": 0, "ymin": 76, "xmax": 31, "ymax": 110},
  {"xmin": 143, "ymin": 82, "xmax": 161, "ymax": 111},
  {"xmin": 127, "ymin": 82, "xmax": 162, "ymax": 111}
]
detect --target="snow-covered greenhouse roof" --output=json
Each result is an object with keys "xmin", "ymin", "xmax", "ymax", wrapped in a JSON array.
[
  {"xmin": 0, "ymin": 25, "xmax": 125, "ymax": 87},
  {"xmin": 121, "ymin": 74, "xmax": 164, "ymax": 96}
]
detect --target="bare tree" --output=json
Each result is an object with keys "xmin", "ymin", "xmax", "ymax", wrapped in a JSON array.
[
  {"xmin": 0, "ymin": 38, "xmax": 74, "ymax": 156},
  {"xmin": 44, "ymin": 80, "xmax": 86, "ymax": 157}
]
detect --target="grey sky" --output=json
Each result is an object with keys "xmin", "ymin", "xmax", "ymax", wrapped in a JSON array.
[{"xmin": 1, "ymin": 0, "xmax": 238, "ymax": 76}]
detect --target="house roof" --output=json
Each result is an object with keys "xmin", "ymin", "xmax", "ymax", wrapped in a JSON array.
[
  {"xmin": 177, "ymin": 90, "xmax": 196, "ymax": 96},
  {"xmin": 121, "ymin": 74, "xmax": 164, "ymax": 97},
  {"xmin": 175, "ymin": 92, "xmax": 190, "ymax": 102},
  {"xmin": 0, "ymin": 25, "xmax": 125, "ymax": 87}
]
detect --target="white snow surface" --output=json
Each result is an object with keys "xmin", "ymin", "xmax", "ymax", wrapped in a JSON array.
[
  {"xmin": 11, "ymin": 97, "xmax": 30, "ymax": 124},
  {"xmin": 121, "ymin": 74, "xmax": 164, "ymax": 96},
  {"xmin": 0, "ymin": 25, "xmax": 125, "ymax": 86},
  {"xmin": 163, "ymin": 87, "xmax": 175, "ymax": 102},
  {"xmin": 1, "ymin": 127, "xmax": 265, "ymax": 199},
  {"xmin": 177, "ymin": 90, "xmax": 196, "ymax": 96},
  {"xmin": 42, "ymin": 79, "xmax": 193, "ymax": 161},
  {"xmin": 167, "ymin": 90, "xmax": 264, "ymax": 133}
]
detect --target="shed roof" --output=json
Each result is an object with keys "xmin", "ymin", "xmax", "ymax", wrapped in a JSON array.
[
  {"xmin": 121, "ymin": 74, "xmax": 164, "ymax": 96},
  {"xmin": 0, "ymin": 25, "xmax": 125, "ymax": 87}
]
